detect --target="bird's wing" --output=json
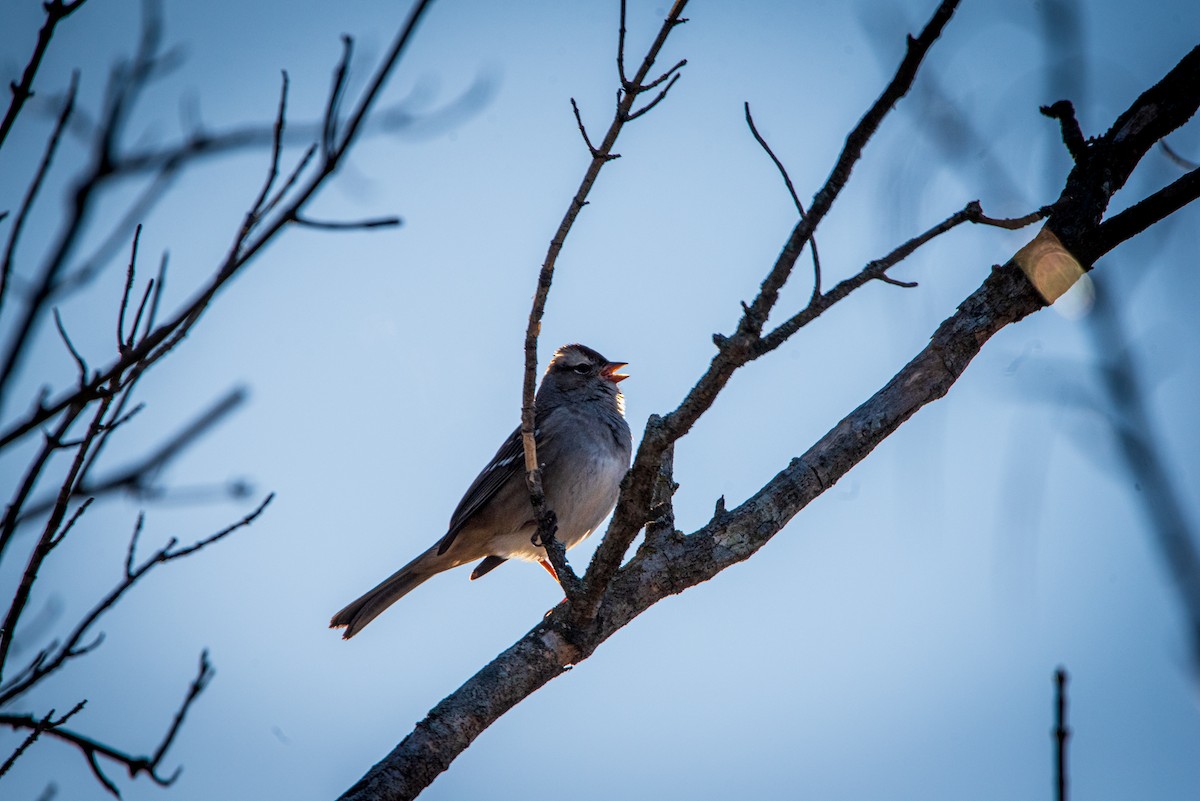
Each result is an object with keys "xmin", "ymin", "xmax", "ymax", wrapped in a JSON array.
[{"xmin": 436, "ymin": 424, "xmax": 530, "ymax": 555}]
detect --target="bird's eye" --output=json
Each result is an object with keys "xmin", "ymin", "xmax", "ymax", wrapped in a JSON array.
[{"xmin": 573, "ymin": 363, "xmax": 591, "ymax": 374}]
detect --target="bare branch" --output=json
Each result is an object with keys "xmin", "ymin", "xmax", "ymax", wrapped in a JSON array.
[
  {"xmin": 0, "ymin": 390, "xmax": 113, "ymax": 685},
  {"xmin": 574, "ymin": 0, "xmax": 963, "ymax": 627},
  {"xmin": 1041, "ymin": 99, "xmax": 1088, "ymax": 162},
  {"xmin": 52, "ymin": 308, "xmax": 88, "ymax": 381},
  {"xmin": 519, "ymin": 0, "xmax": 690, "ymax": 600},
  {"xmin": 0, "ymin": 651, "xmax": 213, "ymax": 793},
  {"xmin": 744, "ymin": 101, "xmax": 822, "ymax": 299},
  {"xmin": 323, "ymin": 36, "xmax": 354, "ymax": 159},
  {"xmin": 116, "ymin": 225, "xmax": 143, "ymax": 353},
  {"xmin": 0, "ymin": 0, "xmax": 91, "ymax": 149},
  {"xmin": 0, "ymin": 0, "xmax": 437, "ymax": 449},
  {"xmin": 1093, "ymin": 166, "xmax": 1200, "ymax": 255},
  {"xmin": 0, "ymin": 493, "xmax": 272, "ymax": 706},
  {"xmin": 0, "ymin": 72, "xmax": 78, "ymax": 318},
  {"xmin": 0, "ymin": 700, "xmax": 85, "ymax": 779},
  {"xmin": 570, "ymin": 98, "xmax": 619, "ymax": 160},
  {"xmin": 291, "ymin": 214, "xmax": 402, "ymax": 231},
  {"xmin": 1054, "ymin": 667, "xmax": 1070, "ymax": 801},
  {"xmin": 623, "ymin": 71, "xmax": 681, "ymax": 121},
  {"xmin": 341, "ymin": 31, "xmax": 1200, "ymax": 800}
]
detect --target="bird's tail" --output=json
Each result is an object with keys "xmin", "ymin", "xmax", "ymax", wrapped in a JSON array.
[{"xmin": 330, "ymin": 545, "xmax": 451, "ymax": 638}]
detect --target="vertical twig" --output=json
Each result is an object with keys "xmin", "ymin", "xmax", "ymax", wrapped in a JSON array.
[
  {"xmin": 520, "ymin": 0, "xmax": 689, "ymax": 596},
  {"xmin": 1054, "ymin": 667, "xmax": 1070, "ymax": 801}
]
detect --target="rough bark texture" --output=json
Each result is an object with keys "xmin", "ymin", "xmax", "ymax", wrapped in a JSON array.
[{"xmin": 336, "ymin": 42, "xmax": 1200, "ymax": 801}]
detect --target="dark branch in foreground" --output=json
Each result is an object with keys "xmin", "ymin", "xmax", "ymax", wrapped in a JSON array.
[
  {"xmin": 1054, "ymin": 667, "xmax": 1070, "ymax": 801},
  {"xmin": 336, "ymin": 38, "xmax": 1200, "ymax": 801}
]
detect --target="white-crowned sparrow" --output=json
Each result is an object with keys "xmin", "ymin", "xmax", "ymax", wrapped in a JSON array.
[{"xmin": 330, "ymin": 343, "xmax": 632, "ymax": 639}]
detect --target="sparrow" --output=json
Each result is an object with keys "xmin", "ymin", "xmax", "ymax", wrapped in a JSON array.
[{"xmin": 330, "ymin": 343, "xmax": 632, "ymax": 638}]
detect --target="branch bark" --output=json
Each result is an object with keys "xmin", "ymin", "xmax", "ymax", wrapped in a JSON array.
[{"xmin": 335, "ymin": 36, "xmax": 1200, "ymax": 801}]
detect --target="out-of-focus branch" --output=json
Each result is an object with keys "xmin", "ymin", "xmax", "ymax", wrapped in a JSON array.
[
  {"xmin": 1086, "ymin": 277, "xmax": 1200, "ymax": 672},
  {"xmin": 0, "ymin": 495, "xmax": 271, "ymax": 708},
  {"xmin": 519, "ymin": 0, "xmax": 689, "ymax": 599},
  {"xmin": 16, "ymin": 386, "xmax": 249, "ymax": 522},
  {"xmin": 1054, "ymin": 668, "xmax": 1070, "ymax": 801},
  {"xmin": 0, "ymin": 0, "xmax": 437, "ymax": 449},
  {"xmin": 0, "ymin": 3, "xmax": 173, "ymax": 407},
  {"xmin": 0, "ymin": 0, "xmax": 90, "ymax": 150},
  {"xmin": 0, "ymin": 72, "xmax": 78, "ymax": 318},
  {"xmin": 0, "ymin": 391, "xmax": 114, "ymax": 686},
  {"xmin": 0, "ymin": 651, "xmax": 214, "ymax": 797},
  {"xmin": 0, "ymin": 701, "xmax": 84, "ymax": 779}
]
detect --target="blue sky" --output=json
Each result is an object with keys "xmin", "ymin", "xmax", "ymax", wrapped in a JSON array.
[{"xmin": 2, "ymin": 1, "xmax": 1199, "ymax": 799}]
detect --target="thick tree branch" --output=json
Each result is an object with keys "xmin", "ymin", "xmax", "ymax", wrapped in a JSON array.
[{"xmin": 338, "ymin": 36, "xmax": 1200, "ymax": 801}]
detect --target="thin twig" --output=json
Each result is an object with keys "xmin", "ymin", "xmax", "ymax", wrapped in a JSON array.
[
  {"xmin": 116, "ymin": 225, "xmax": 142, "ymax": 353},
  {"xmin": 1054, "ymin": 667, "xmax": 1069, "ymax": 801},
  {"xmin": 0, "ymin": 390, "xmax": 115, "ymax": 685},
  {"xmin": 0, "ymin": 0, "xmax": 436, "ymax": 449},
  {"xmin": 521, "ymin": 0, "xmax": 689, "ymax": 601},
  {"xmin": 570, "ymin": 98, "xmax": 619, "ymax": 160},
  {"xmin": 0, "ymin": 494, "xmax": 271, "ymax": 707},
  {"xmin": 52, "ymin": 308, "xmax": 88, "ymax": 381},
  {"xmin": 0, "ymin": 651, "xmax": 212, "ymax": 793},
  {"xmin": 0, "ymin": 0, "xmax": 91, "ymax": 149},
  {"xmin": 0, "ymin": 72, "xmax": 79, "ymax": 319},
  {"xmin": 0, "ymin": 701, "xmax": 85, "ymax": 779},
  {"xmin": 291, "ymin": 214, "xmax": 402, "ymax": 231},
  {"xmin": 745, "ymin": 101, "xmax": 821, "ymax": 300}
]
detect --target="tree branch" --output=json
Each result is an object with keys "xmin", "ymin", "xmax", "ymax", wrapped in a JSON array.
[
  {"xmin": 572, "ymin": 0, "xmax": 962, "ymax": 629},
  {"xmin": 0, "ymin": 0, "xmax": 90, "ymax": 150},
  {"xmin": 519, "ymin": 0, "xmax": 690, "ymax": 599},
  {"xmin": 337, "ymin": 35, "xmax": 1200, "ymax": 800},
  {"xmin": 0, "ymin": 650, "xmax": 214, "ymax": 795},
  {"xmin": 0, "ymin": 0, "xmax": 437, "ymax": 449}
]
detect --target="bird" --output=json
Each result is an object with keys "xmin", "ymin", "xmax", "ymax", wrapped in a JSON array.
[{"xmin": 330, "ymin": 343, "xmax": 632, "ymax": 639}]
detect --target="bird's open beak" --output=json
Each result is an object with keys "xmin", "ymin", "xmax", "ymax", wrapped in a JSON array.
[{"xmin": 601, "ymin": 361, "xmax": 629, "ymax": 383}]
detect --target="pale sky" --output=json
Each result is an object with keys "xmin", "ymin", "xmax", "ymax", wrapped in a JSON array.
[{"xmin": 1, "ymin": 1, "xmax": 1199, "ymax": 799}]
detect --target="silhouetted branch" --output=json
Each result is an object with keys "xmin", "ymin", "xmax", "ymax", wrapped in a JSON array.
[
  {"xmin": 1054, "ymin": 667, "xmax": 1070, "ymax": 801},
  {"xmin": 0, "ymin": 701, "xmax": 85, "ymax": 779},
  {"xmin": 0, "ymin": 494, "xmax": 271, "ymax": 708},
  {"xmin": 17, "ymin": 387, "xmax": 249, "ymax": 521},
  {"xmin": 0, "ymin": 0, "xmax": 436, "ymax": 449},
  {"xmin": 744, "ymin": 101, "xmax": 822, "ymax": 300},
  {"xmin": 0, "ymin": 0, "xmax": 90, "ymax": 149},
  {"xmin": 0, "ymin": 650, "xmax": 214, "ymax": 796},
  {"xmin": 0, "ymin": 72, "xmax": 78, "ymax": 319},
  {"xmin": 1041, "ymin": 100, "xmax": 1088, "ymax": 162}
]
